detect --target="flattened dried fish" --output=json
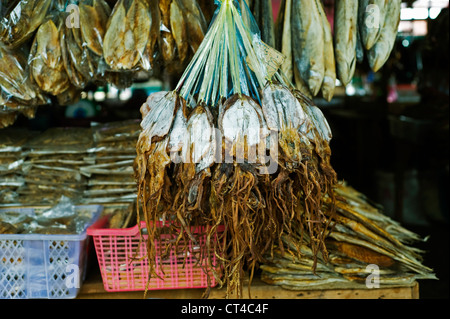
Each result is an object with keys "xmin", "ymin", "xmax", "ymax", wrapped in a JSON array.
[
  {"xmin": 367, "ymin": 0, "xmax": 401, "ymax": 72},
  {"xmin": 334, "ymin": 0, "xmax": 358, "ymax": 86},
  {"xmin": 126, "ymin": 0, "xmax": 151, "ymax": 67},
  {"xmin": 0, "ymin": 0, "xmax": 53, "ymax": 48},
  {"xmin": 0, "ymin": 46, "xmax": 37, "ymax": 102},
  {"xmin": 79, "ymin": 0, "xmax": 111, "ymax": 56},
  {"xmin": 103, "ymin": 0, "xmax": 151, "ymax": 70},
  {"xmin": 30, "ymin": 18, "xmax": 70, "ymax": 96}
]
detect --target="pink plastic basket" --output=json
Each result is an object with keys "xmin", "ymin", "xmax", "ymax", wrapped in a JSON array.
[{"xmin": 87, "ymin": 217, "xmax": 224, "ymax": 292}]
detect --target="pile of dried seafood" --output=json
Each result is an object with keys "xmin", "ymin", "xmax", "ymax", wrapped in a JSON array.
[
  {"xmin": 261, "ymin": 182, "xmax": 437, "ymax": 290},
  {"xmin": 80, "ymin": 120, "xmax": 140, "ymax": 204},
  {"xmin": 135, "ymin": 0, "xmax": 338, "ymax": 298},
  {"xmin": 276, "ymin": 0, "xmax": 401, "ymax": 100}
]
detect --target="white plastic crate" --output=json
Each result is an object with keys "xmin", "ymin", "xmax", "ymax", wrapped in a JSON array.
[{"xmin": 0, "ymin": 205, "xmax": 102, "ymax": 299}]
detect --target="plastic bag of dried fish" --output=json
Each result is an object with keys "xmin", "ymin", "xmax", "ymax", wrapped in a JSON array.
[
  {"xmin": 27, "ymin": 12, "xmax": 71, "ymax": 97},
  {"xmin": 102, "ymin": 0, "xmax": 153, "ymax": 72},
  {"xmin": 0, "ymin": 0, "xmax": 53, "ymax": 48},
  {"xmin": 0, "ymin": 45, "xmax": 50, "ymax": 127},
  {"xmin": 135, "ymin": 0, "xmax": 338, "ymax": 299}
]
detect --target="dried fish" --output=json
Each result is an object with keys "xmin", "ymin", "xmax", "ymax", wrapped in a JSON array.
[
  {"xmin": 30, "ymin": 17, "xmax": 70, "ymax": 96},
  {"xmin": 291, "ymin": 0, "xmax": 324, "ymax": 96},
  {"xmin": 334, "ymin": 0, "xmax": 358, "ymax": 86},
  {"xmin": 0, "ymin": 0, "xmax": 53, "ymax": 48},
  {"xmin": 179, "ymin": 0, "xmax": 207, "ymax": 53},
  {"xmin": 279, "ymin": 0, "xmax": 293, "ymax": 83},
  {"xmin": 367, "ymin": 0, "xmax": 401, "ymax": 72},
  {"xmin": 103, "ymin": 0, "xmax": 151, "ymax": 70},
  {"xmin": 316, "ymin": 0, "xmax": 335, "ymax": 101},
  {"xmin": 359, "ymin": 0, "xmax": 388, "ymax": 50},
  {"xmin": 79, "ymin": 0, "xmax": 111, "ymax": 56},
  {"xmin": 159, "ymin": 0, "xmax": 176, "ymax": 63},
  {"xmin": 170, "ymin": 0, "xmax": 188, "ymax": 63}
]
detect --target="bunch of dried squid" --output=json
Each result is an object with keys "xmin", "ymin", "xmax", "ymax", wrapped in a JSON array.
[{"xmin": 135, "ymin": 85, "xmax": 338, "ymax": 298}]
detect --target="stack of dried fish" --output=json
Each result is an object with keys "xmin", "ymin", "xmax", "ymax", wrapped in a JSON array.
[
  {"xmin": 0, "ymin": 128, "xmax": 34, "ymax": 205},
  {"xmin": 80, "ymin": 120, "xmax": 140, "ymax": 204},
  {"xmin": 260, "ymin": 182, "xmax": 437, "ymax": 290},
  {"xmin": 18, "ymin": 127, "xmax": 94, "ymax": 206},
  {"xmin": 276, "ymin": 0, "xmax": 401, "ymax": 100},
  {"xmin": 135, "ymin": 0, "xmax": 337, "ymax": 298},
  {"xmin": 0, "ymin": 45, "xmax": 50, "ymax": 128}
]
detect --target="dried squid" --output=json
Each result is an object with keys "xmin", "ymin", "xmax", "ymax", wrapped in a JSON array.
[{"xmin": 135, "ymin": 0, "xmax": 340, "ymax": 299}]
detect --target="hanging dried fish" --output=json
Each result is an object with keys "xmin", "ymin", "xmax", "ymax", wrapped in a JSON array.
[
  {"xmin": 170, "ymin": 0, "xmax": 188, "ymax": 63},
  {"xmin": 0, "ymin": 0, "xmax": 53, "ymax": 48},
  {"xmin": 334, "ymin": 0, "xmax": 358, "ymax": 86},
  {"xmin": 60, "ymin": 15, "xmax": 91, "ymax": 88},
  {"xmin": 246, "ymin": 0, "xmax": 275, "ymax": 48},
  {"xmin": 291, "ymin": 0, "xmax": 324, "ymax": 97},
  {"xmin": 359, "ymin": 0, "xmax": 389, "ymax": 51},
  {"xmin": 29, "ymin": 17, "xmax": 70, "ymax": 96},
  {"xmin": 159, "ymin": 0, "xmax": 176, "ymax": 63},
  {"xmin": 316, "ymin": 0, "xmax": 335, "ymax": 101},
  {"xmin": 103, "ymin": 0, "xmax": 151, "ymax": 71},
  {"xmin": 367, "ymin": 0, "xmax": 401, "ymax": 72},
  {"xmin": 278, "ymin": 0, "xmax": 293, "ymax": 83},
  {"xmin": 79, "ymin": 0, "xmax": 111, "ymax": 57},
  {"xmin": 179, "ymin": 0, "xmax": 208, "ymax": 53}
]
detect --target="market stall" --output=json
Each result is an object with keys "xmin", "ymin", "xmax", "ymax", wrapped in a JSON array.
[{"xmin": 1, "ymin": 0, "xmax": 448, "ymax": 301}]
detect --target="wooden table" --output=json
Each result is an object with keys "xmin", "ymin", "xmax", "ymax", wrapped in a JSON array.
[{"xmin": 77, "ymin": 271, "xmax": 419, "ymax": 299}]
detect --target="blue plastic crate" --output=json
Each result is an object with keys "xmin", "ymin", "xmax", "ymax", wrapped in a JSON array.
[{"xmin": 0, "ymin": 205, "xmax": 102, "ymax": 299}]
